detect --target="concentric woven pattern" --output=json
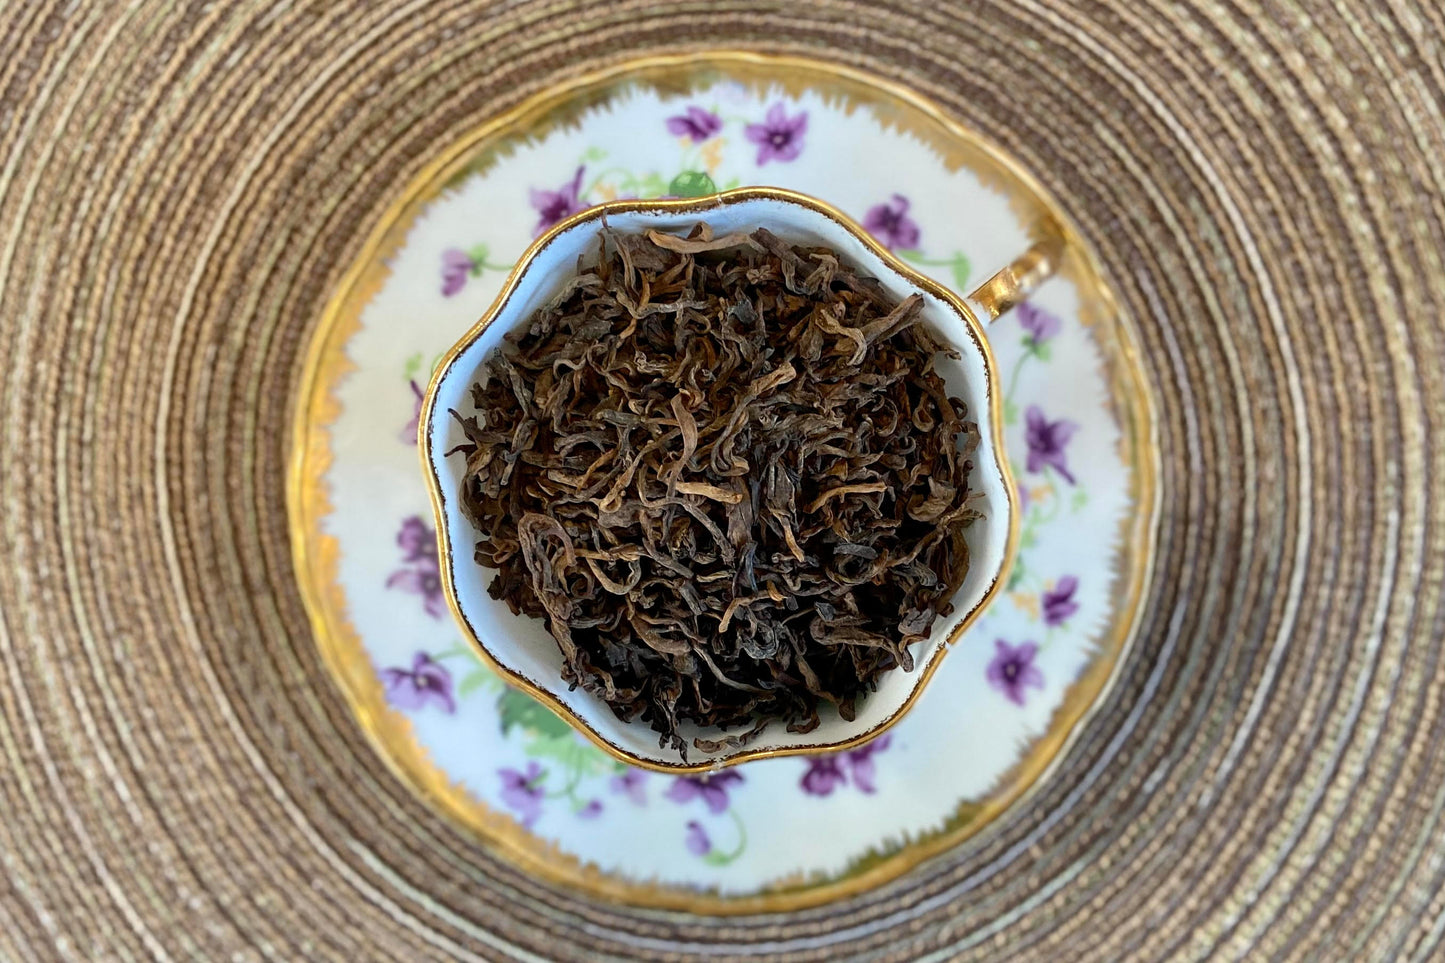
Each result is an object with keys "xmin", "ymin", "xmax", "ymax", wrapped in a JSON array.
[{"xmin": 0, "ymin": 1, "xmax": 1441, "ymax": 960}]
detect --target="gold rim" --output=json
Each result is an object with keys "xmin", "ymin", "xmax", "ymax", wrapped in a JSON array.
[
  {"xmin": 286, "ymin": 50, "xmax": 1160, "ymax": 914},
  {"xmin": 418, "ymin": 186, "xmax": 1021, "ymax": 774}
]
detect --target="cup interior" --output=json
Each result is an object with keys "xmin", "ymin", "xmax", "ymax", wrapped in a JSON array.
[{"xmin": 422, "ymin": 192, "xmax": 1013, "ymax": 769}]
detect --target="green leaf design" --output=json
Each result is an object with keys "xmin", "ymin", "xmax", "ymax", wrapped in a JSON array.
[
  {"xmin": 582, "ymin": 146, "xmax": 608, "ymax": 161},
  {"xmin": 1021, "ymin": 529, "xmax": 1038, "ymax": 550},
  {"xmin": 1003, "ymin": 399, "xmax": 1019, "ymax": 425},
  {"xmin": 498, "ymin": 687, "xmax": 573, "ymax": 739},
  {"xmin": 637, "ymin": 172, "xmax": 669, "ymax": 199},
  {"xmin": 950, "ymin": 254, "xmax": 971, "ymax": 291},
  {"xmin": 524, "ymin": 730, "xmax": 612, "ymax": 777},
  {"xmin": 702, "ymin": 850, "xmax": 736, "ymax": 867},
  {"xmin": 457, "ymin": 667, "xmax": 497, "ymax": 699},
  {"xmin": 1033, "ymin": 342, "xmax": 1053, "ymax": 362},
  {"xmin": 893, "ymin": 248, "xmax": 923, "ymax": 261},
  {"xmin": 721, "ymin": 176, "xmax": 742, "ymax": 191},
  {"xmin": 466, "ymin": 243, "xmax": 490, "ymax": 273},
  {"xmin": 1071, "ymin": 488, "xmax": 1089, "ymax": 511},
  {"xmin": 667, "ymin": 170, "xmax": 718, "ymax": 198},
  {"xmin": 403, "ymin": 352, "xmax": 423, "ymax": 380},
  {"xmin": 1006, "ymin": 563, "xmax": 1026, "ymax": 591}
]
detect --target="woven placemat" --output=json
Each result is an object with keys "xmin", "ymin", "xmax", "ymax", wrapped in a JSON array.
[{"xmin": 2, "ymin": 2, "xmax": 1442, "ymax": 960}]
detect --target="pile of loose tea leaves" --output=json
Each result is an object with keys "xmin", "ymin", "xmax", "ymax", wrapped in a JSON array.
[{"xmin": 448, "ymin": 224, "xmax": 982, "ymax": 755}]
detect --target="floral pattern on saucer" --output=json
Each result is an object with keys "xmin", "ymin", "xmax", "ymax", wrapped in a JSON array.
[{"xmin": 308, "ymin": 77, "xmax": 1146, "ymax": 897}]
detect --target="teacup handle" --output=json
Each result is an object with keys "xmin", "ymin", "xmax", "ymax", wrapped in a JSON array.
[{"xmin": 966, "ymin": 232, "xmax": 1066, "ymax": 322}]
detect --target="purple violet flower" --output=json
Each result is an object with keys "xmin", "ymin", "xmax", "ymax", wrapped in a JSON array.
[
  {"xmin": 529, "ymin": 166, "xmax": 587, "ymax": 236},
  {"xmin": 1017, "ymin": 302, "xmax": 1062, "ymax": 346},
  {"xmin": 395, "ymin": 515, "xmax": 434, "ymax": 564},
  {"xmin": 441, "ymin": 248, "xmax": 474, "ymax": 298},
  {"xmin": 498, "ymin": 762, "xmax": 545, "ymax": 828},
  {"xmin": 744, "ymin": 103, "xmax": 808, "ymax": 165},
  {"xmin": 385, "ymin": 563, "xmax": 444, "ymax": 618},
  {"xmin": 800, "ymin": 734, "xmax": 893, "ymax": 796},
  {"xmin": 399, "ymin": 379, "xmax": 424, "ymax": 445},
  {"xmin": 387, "ymin": 516, "xmax": 444, "ymax": 617},
  {"xmin": 610, "ymin": 769, "xmax": 648, "ymax": 805},
  {"xmin": 577, "ymin": 799, "xmax": 603, "ymax": 820},
  {"xmin": 1042, "ymin": 576, "xmax": 1080, "ymax": 627},
  {"xmin": 665, "ymin": 771, "xmax": 744, "ymax": 814},
  {"xmin": 800, "ymin": 756, "xmax": 847, "ymax": 797},
  {"xmin": 684, "ymin": 820, "xmax": 712, "ymax": 856},
  {"xmin": 666, "ymin": 105, "xmax": 722, "ymax": 142},
  {"xmin": 987, "ymin": 639, "xmax": 1045, "ymax": 707},
  {"xmin": 1025, "ymin": 405, "xmax": 1080, "ymax": 484},
  {"xmin": 380, "ymin": 652, "xmax": 456, "ymax": 714},
  {"xmin": 386, "ymin": 515, "xmax": 445, "ymax": 618},
  {"xmin": 844, "ymin": 734, "xmax": 892, "ymax": 794},
  {"xmin": 862, "ymin": 195, "xmax": 921, "ymax": 250}
]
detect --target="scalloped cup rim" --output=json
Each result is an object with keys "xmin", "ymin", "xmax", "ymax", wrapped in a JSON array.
[{"xmin": 420, "ymin": 187, "xmax": 1017, "ymax": 773}]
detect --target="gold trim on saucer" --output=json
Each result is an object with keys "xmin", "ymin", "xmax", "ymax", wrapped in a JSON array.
[{"xmin": 286, "ymin": 51, "xmax": 1160, "ymax": 914}]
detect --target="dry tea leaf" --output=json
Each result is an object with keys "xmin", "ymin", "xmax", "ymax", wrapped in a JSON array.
[{"xmin": 448, "ymin": 225, "xmax": 981, "ymax": 756}]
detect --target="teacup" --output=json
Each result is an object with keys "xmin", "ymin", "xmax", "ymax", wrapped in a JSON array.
[{"xmin": 420, "ymin": 187, "xmax": 1059, "ymax": 771}]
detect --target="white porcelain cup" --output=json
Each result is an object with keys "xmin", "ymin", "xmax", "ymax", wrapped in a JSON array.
[{"xmin": 421, "ymin": 187, "xmax": 1059, "ymax": 771}]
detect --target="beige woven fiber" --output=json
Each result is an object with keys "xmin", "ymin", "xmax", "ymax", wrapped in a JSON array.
[{"xmin": 1, "ymin": 1, "xmax": 1442, "ymax": 960}]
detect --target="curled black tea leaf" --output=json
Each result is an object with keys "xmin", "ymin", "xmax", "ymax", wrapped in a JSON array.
[{"xmin": 449, "ymin": 225, "xmax": 981, "ymax": 756}]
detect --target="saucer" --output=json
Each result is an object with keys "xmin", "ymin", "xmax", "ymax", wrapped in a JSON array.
[{"xmin": 288, "ymin": 53, "xmax": 1158, "ymax": 912}]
